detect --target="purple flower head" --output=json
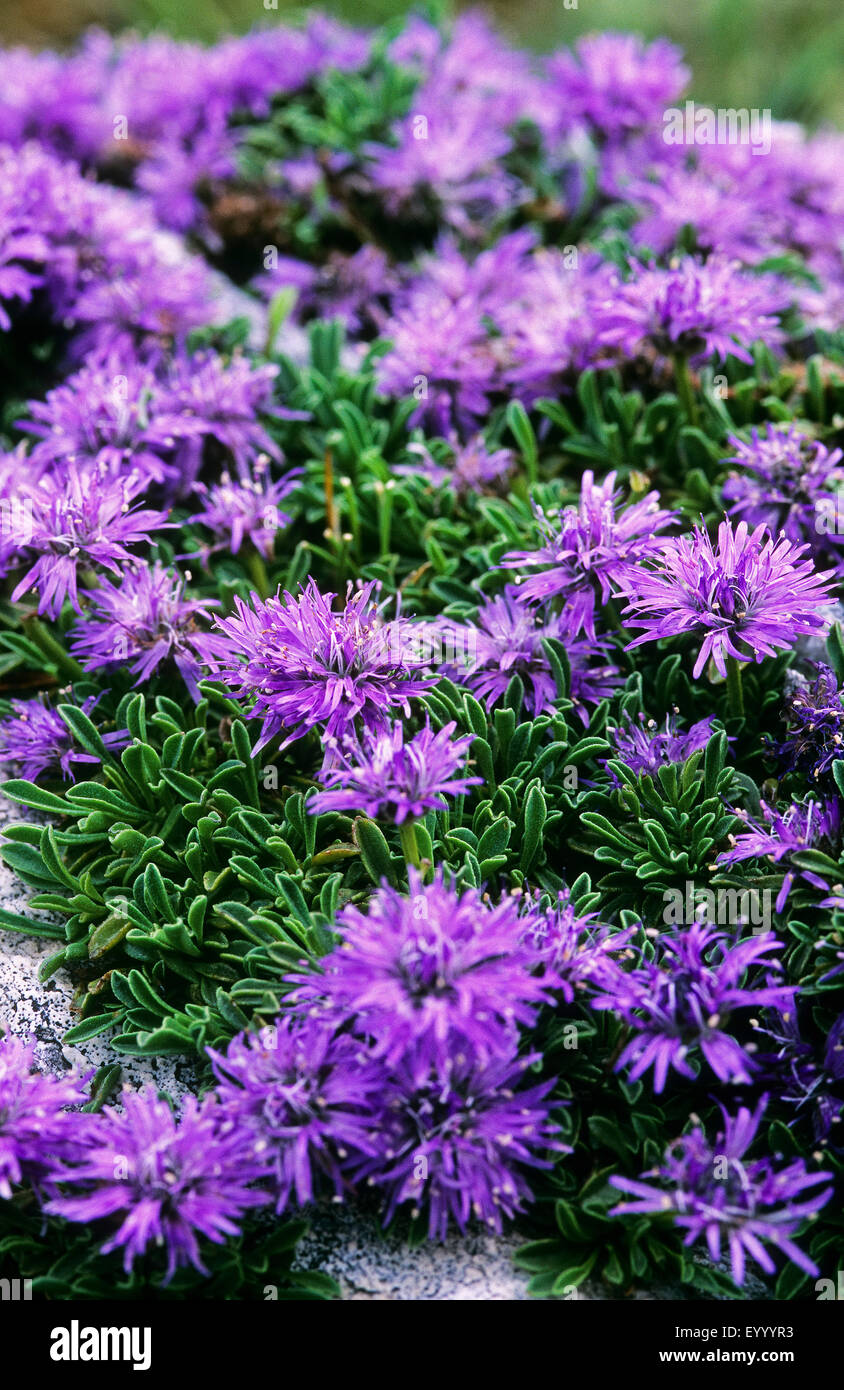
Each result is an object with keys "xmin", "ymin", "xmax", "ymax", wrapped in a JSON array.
[
  {"xmin": 0, "ymin": 1033, "xmax": 87, "ymax": 1199},
  {"xmin": 628, "ymin": 164, "xmax": 771, "ymax": 261},
  {"xmin": 718, "ymin": 797, "xmax": 841, "ymax": 912},
  {"xmin": 376, "ymin": 231, "xmax": 535, "ymax": 433},
  {"xmin": 21, "ymin": 356, "xmax": 173, "ymax": 488},
  {"xmin": 591, "ymin": 923, "xmax": 795, "ymax": 1092},
  {"xmin": 207, "ymin": 1017, "xmax": 382, "ymax": 1213},
  {"xmin": 70, "ymin": 560, "xmax": 228, "ymax": 702},
  {"xmin": 609, "ymin": 256, "xmax": 787, "ymax": 366},
  {"xmin": 502, "ymin": 471, "xmax": 673, "ymax": 638},
  {"xmin": 188, "ymin": 457, "xmax": 298, "ymax": 561},
  {"xmin": 366, "ymin": 99, "xmax": 518, "ymax": 238},
  {"xmin": 443, "ymin": 589, "xmax": 622, "ymax": 719},
  {"xmin": 259, "ymin": 246, "xmax": 399, "ymax": 337},
  {"xmin": 400, "ymin": 434, "xmax": 515, "ymax": 497},
  {"xmin": 723, "ymin": 423, "xmax": 844, "ymax": 552},
  {"xmin": 603, "ymin": 711, "xmax": 718, "ymax": 783},
  {"xmin": 548, "ymin": 33, "xmax": 689, "ymax": 141},
  {"xmin": 46, "ymin": 1086, "xmax": 268, "ymax": 1282},
  {"xmin": 779, "ymin": 664, "xmax": 844, "ymax": 782},
  {"xmin": 150, "ymin": 351, "xmax": 291, "ymax": 494},
  {"xmin": 286, "ymin": 869, "xmax": 554, "ymax": 1081},
  {"xmin": 0, "ymin": 694, "xmax": 128, "ymax": 781},
  {"xmin": 212, "ymin": 579, "xmax": 433, "ymax": 757},
  {"xmin": 351, "ymin": 1050, "xmax": 562, "ymax": 1241},
  {"xmin": 610, "ymin": 1099, "xmax": 833, "ymax": 1285},
  {"xmin": 516, "ymin": 887, "xmax": 634, "ymax": 999},
  {"xmin": 493, "ymin": 251, "xmax": 624, "ymax": 398},
  {"xmin": 9, "ymin": 462, "xmax": 170, "ymax": 618},
  {"xmin": 311, "ymin": 719, "xmax": 481, "ymax": 824},
  {"xmin": 751, "ymin": 1010, "xmax": 844, "ymax": 1142},
  {"xmin": 623, "ymin": 519, "xmax": 836, "ymax": 679}
]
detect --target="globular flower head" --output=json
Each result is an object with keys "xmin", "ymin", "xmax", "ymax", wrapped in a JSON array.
[
  {"xmin": 400, "ymin": 434, "xmax": 515, "ymax": 497},
  {"xmin": 624, "ymin": 519, "xmax": 836, "ymax": 679},
  {"xmin": 502, "ymin": 470, "xmax": 673, "ymax": 638},
  {"xmin": 444, "ymin": 589, "xmax": 622, "ymax": 719},
  {"xmin": 70, "ymin": 560, "xmax": 228, "ymax": 701},
  {"xmin": 46, "ymin": 1086, "xmax": 268, "ymax": 1282},
  {"xmin": 548, "ymin": 33, "xmax": 689, "ymax": 141},
  {"xmin": 610, "ymin": 1099, "xmax": 833, "ymax": 1285},
  {"xmin": 311, "ymin": 719, "xmax": 481, "ymax": 824},
  {"xmin": 609, "ymin": 256, "xmax": 787, "ymax": 366},
  {"xmin": 350, "ymin": 1050, "xmax": 563, "ymax": 1241},
  {"xmin": 516, "ymin": 887, "xmax": 635, "ymax": 999},
  {"xmin": 0, "ymin": 1033, "xmax": 88, "ymax": 1199},
  {"xmin": 212, "ymin": 579, "xmax": 433, "ymax": 757},
  {"xmin": 188, "ymin": 457, "xmax": 298, "ymax": 561},
  {"xmin": 591, "ymin": 923, "xmax": 795, "ymax": 1092},
  {"xmin": 779, "ymin": 664, "xmax": 844, "ymax": 783},
  {"xmin": 722, "ymin": 423, "xmax": 844, "ymax": 551},
  {"xmin": 207, "ymin": 1017, "xmax": 382, "ymax": 1213},
  {"xmin": 0, "ymin": 694, "xmax": 128, "ymax": 781},
  {"xmin": 150, "ymin": 351, "xmax": 290, "ymax": 491},
  {"xmin": 603, "ymin": 711, "xmax": 718, "ymax": 784},
  {"xmin": 9, "ymin": 462, "xmax": 170, "ymax": 618},
  {"xmin": 286, "ymin": 869, "xmax": 553, "ymax": 1081},
  {"xmin": 718, "ymin": 797, "xmax": 841, "ymax": 912}
]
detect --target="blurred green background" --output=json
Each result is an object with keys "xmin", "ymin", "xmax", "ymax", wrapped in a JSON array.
[{"xmin": 1, "ymin": 0, "xmax": 842, "ymax": 125}]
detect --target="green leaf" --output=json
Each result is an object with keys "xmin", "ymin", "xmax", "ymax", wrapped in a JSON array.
[{"xmin": 353, "ymin": 817, "xmax": 398, "ymax": 886}]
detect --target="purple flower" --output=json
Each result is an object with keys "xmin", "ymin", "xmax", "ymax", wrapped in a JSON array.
[
  {"xmin": 516, "ymin": 887, "xmax": 634, "ymax": 999},
  {"xmin": 603, "ymin": 711, "xmax": 718, "ymax": 783},
  {"xmin": 376, "ymin": 231, "xmax": 534, "ymax": 433},
  {"xmin": 208, "ymin": 1017, "xmax": 381, "ymax": 1213},
  {"xmin": 258, "ymin": 246, "xmax": 399, "ymax": 337},
  {"xmin": 608, "ymin": 256, "xmax": 787, "ymax": 366},
  {"xmin": 623, "ymin": 519, "xmax": 836, "ymax": 679},
  {"xmin": 46, "ymin": 1086, "xmax": 268, "ymax": 1282},
  {"xmin": 311, "ymin": 719, "xmax": 481, "ymax": 824},
  {"xmin": 442, "ymin": 589, "xmax": 622, "ymax": 719},
  {"xmin": 547, "ymin": 33, "xmax": 689, "ymax": 142},
  {"xmin": 365, "ymin": 101, "xmax": 519, "ymax": 238},
  {"xmin": 751, "ymin": 1010, "xmax": 844, "ymax": 1141},
  {"xmin": 591, "ymin": 923, "xmax": 795, "ymax": 1092},
  {"xmin": 21, "ymin": 356, "xmax": 172, "ymax": 488},
  {"xmin": 779, "ymin": 664, "xmax": 844, "ymax": 782},
  {"xmin": 399, "ymin": 434, "xmax": 515, "ymax": 497},
  {"xmin": 502, "ymin": 471, "xmax": 673, "ymax": 638},
  {"xmin": 70, "ymin": 560, "xmax": 229, "ymax": 701},
  {"xmin": 286, "ymin": 869, "xmax": 553, "ymax": 1081},
  {"xmin": 610, "ymin": 1099, "xmax": 833, "ymax": 1285},
  {"xmin": 9, "ymin": 463, "xmax": 170, "ymax": 618},
  {"xmin": 0, "ymin": 1033, "xmax": 87, "ymax": 1199},
  {"xmin": 188, "ymin": 458, "xmax": 298, "ymax": 561},
  {"xmin": 718, "ymin": 797, "xmax": 841, "ymax": 912},
  {"xmin": 722, "ymin": 423, "xmax": 844, "ymax": 552},
  {"xmin": 150, "ymin": 351, "xmax": 291, "ymax": 491},
  {"xmin": 0, "ymin": 694, "xmax": 128, "ymax": 781},
  {"xmin": 350, "ymin": 1050, "xmax": 562, "ymax": 1240},
  {"xmin": 212, "ymin": 579, "xmax": 433, "ymax": 757}
]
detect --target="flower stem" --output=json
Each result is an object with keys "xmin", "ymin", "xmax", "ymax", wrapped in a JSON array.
[
  {"xmin": 243, "ymin": 543, "xmax": 271, "ymax": 599},
  {"xmin": 673, "ymin": 353, "xmax": 699, "ymax": 427},
  {"xmin": 726, "ymin": 656, "xmax": 745, "ymax": 720},
  {"xmin": 23, "ymin": 615, "xmax": 85, "ymax": 683},
  {"xmin": 398, "ymin": 818, "xmax": 422, "ymax": 876}
]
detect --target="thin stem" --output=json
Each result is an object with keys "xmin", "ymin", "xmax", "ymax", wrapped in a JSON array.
[
  {"xmin": 23, "ymin": 615, "xmax": 85, "ymax": 683},
  {"xmin": 673, "ymin": 353, "xmax": 699, "ymax": 428},
  {"xmin": 726, "ymin": 656, "xmax": 745, "ymax": 720},
  {"xmin": 243, "ymin": 543, "xmax": 271, "ymax": 599}
]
